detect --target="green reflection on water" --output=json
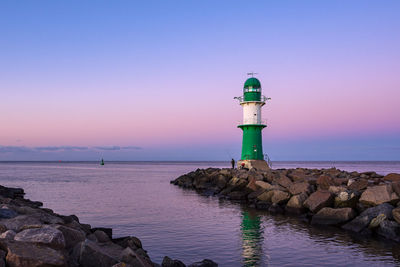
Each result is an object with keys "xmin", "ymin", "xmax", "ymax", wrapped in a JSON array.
[{"xmin": 241, "ymin": 210, "xmax": 264, "ymax": 266}]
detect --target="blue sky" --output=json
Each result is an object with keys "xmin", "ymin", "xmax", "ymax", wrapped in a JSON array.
[{"xmin": 1, "ymin": 0, "xmax": 399, "ymax": 160}]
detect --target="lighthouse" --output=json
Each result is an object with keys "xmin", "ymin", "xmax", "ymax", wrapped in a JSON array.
[{"xmin": 235, "ymin": 74, "xmax": 270, "ymax": 170}]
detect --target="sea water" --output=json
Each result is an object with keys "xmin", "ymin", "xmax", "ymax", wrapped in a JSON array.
[{"xmin": 0, "ymin": 161, "xmax": 399, "ymax": 266}]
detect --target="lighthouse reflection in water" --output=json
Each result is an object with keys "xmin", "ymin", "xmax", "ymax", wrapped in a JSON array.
[{"xmin": 240, "ymin": 210, "xmax": 265, "ymax": 266}]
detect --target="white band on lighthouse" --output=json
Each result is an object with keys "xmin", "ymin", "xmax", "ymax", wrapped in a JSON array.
[{"xmin": 241, "ymin": 102, "xmax": 263, "ymax": 125}]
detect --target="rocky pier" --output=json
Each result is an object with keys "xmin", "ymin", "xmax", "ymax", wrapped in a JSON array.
[
  {"xmin": 171, "ymin": 167, "xmax": 400, "ymax": 242},
  {"xmin": 0, "ymin": 185, "xmax": 217, "ymax": 267}
]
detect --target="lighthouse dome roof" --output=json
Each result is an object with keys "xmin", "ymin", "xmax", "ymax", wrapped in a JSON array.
[{"xmin": 244, "ymin": 77, "xmax": 261, "ymax": 89}]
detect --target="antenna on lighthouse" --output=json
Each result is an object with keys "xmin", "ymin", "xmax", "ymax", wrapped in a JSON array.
[{"xmin": 247, "ymin": 72, "xmax": 258, "ymax": 77}]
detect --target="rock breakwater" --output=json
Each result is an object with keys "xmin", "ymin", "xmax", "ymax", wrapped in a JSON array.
[
  {"xmin": 0, "ymin": 185, "xmax": 217, "ymax": 267},
  {"xmin": 171, "ymin": 167, "xmax": 400, "ymax": 242}
]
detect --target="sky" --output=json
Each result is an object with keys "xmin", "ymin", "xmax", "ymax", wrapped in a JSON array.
[{"xmin": 1, "ymin": 0, "xmax": 399, "ymax": 161}]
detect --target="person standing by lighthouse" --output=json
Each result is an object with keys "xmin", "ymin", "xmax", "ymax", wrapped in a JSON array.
[{"xmin": 235, "ymin": 73, "xmax": 270, "ymax": 170}]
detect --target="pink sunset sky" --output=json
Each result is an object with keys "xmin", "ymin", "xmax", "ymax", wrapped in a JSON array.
[{"xmin": 1, "ymin": 1, "xmax": 399, "ymax": 160}]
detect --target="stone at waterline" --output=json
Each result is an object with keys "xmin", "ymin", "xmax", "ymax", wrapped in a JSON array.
[
  {"xmin": 303, "ymin": 191, "xmax": 334, "ymax": 213},
  {"xmin": 271, "ymin": 190, "xmax": 290, "ymax": 204},
  {"xmin": 4, "ymin": 240, "xmax": 67, "ymax": 267},
  {"xmin": 54, "ymin": 225, "xmax": 85, "ymax": 249},
  {"xmin": 311, "ymin": 207, "xmax": 356, "ymax": 225},
  {"xmin": 76, "ymin": 239, "xmax": 121, "ymax": 267},
  {"xmin": 14, "ymin": 225, "xmax": 66, "ymax": 249},
  {"xmin": 162, "ymin": 256, "xmax": 186, "ymax": 267},
  {"xmin": 342, "ymin": 203, "xmax": 394, "ymax": 233},
  {"xmin": 188, "ymin": 259, "xmax": 218, "ymax": 267},
  {"xmin": 256, "ymin": 190, "xmax": 274, "ymax": 202},
  {"xmin": 377, "ymin": 220, "xmax": 400, "ymax": 242},
  {"xmin": 286, "ymin": 193, "xmax": 308, "ymax": 214}
]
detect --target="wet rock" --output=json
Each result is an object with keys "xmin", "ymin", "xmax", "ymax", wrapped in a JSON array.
[
  {"xmin": 311, "ymin": 207, "xmax": 356, "ymax": 225},
  {"xmin": 91, "ymin": 227, "xmax": 112, "ymax": 239},
  {"xmin": 54, "ymin": 225, "xmax": 85, "ymax": 249},
  {"xmin": 348, "ymin": 179, "xmax": 368, "ymax": 191},
  {"xmin": 255, "ymin": 201, "xmax": 270, "ymax": 210},
  {"xmin": 342, "ymin": 203, "xmax": 394, "ymax": 232},
  {"xmin": 377, "ymin": 220, "xmax": 400, "ymax": 242},
  {"xmin": 94, "ymin": 230, "xmax": 111, "ymax": 243},
  {"xmin": 228, "ymin": 191, "xmax": 248, "ymax": 201},
  {"xmin": 113, "ymin": 236, "xmax": 142, "ymax": 250},
  {"xmin": 286, "ymin": 193, "xmax": 308, "ymax": 213},
  {"xmin": 77, "ymin": 239, "xmax": 121, "ymax": 267},
  {"xmin": 303, "ymin": 191, "xmax": 334, "ymax": 213},
  {"xmin": 288, "ymin": 182, "xmax": 312, "ymax": 195},
  {"xmin": 256, "ymin": 191, "xmax": 274, "ymax": 202},
  {"xmin": 227, "ymin": 178, "xmax": 248, "ymax": 192},
  {"xmin": 247, "ymin": 189, "xmax": 264, "ymax": 201},
  {"xmin": 384, "ymin": 173, "xmax": 400, "ymax": 182},
  {"xmin": 5, "ymin": 240, "xmax": 67, "ymax": 267},
  {"xmin": 268, "ymin": 203, "xmax": 284, "ymax": 214},
  {"xmin": 14, "ymin": 225, "xmax": 66, "ymax": 249},
  {"xmin": 162, "ymin": 256, "xmax": 186, "ymax": 267},
  {"xmin": 0, "ymin": 230, "xmax": 16, "ymax": 240},
  {"xmin": 271, "ymin": 190, "xmax": 290, "ymax": 204},
  {"xmin": 188, "ymin": 259, "xmax": 218, "ymax": 267},
  {"xmin": 120, "ymin": 247, "xmax": 151, "ymax": 267},
  {"xmin": 359, "ymin": 184, "xmax": 398, "ymax": 206}
]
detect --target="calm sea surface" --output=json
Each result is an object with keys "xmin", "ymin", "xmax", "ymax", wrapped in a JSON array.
[{"xmin": 0, "ymin": 161, "xmax": 400, "ymax": 266}]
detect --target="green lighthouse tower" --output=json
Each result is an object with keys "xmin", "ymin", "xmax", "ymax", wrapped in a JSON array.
[{"xmin": 235, "ymin": 74, "xmax": 270, "ymax": 170}]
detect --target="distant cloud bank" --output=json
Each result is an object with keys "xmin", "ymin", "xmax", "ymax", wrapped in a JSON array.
[{"xmin": 0, "ymin": 145, "xmax": 142, "ymax": 153}]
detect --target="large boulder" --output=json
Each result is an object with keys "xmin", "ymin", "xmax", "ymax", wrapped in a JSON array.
[
  {"xmin": 1, "ymin": 215, "xmax": 42, "ymax": 232},
  {"xmin": 288, "ymin": 182, "xmax": 312, "ymax": 195},
  {"xmin": 188, "ymin": 259, "xmax": 218, "ymax": 267},
  {"xmin": 14, "ymin": 226, "xmax": 66, "ymax": 249},
  {"xmin": 288, "ymin": 169, "xmax": 306, "ymax": 182},
  {"xmin": 342, "ymin": 203, "xmax": 394, "ymax": 233},
  {"xmin": 271, "ymin": 191, "xmax": 290, "ymax": 204},
  {"xmin": 348, "ymin": 179, "xmax": 368, "ymax": 191},
  {"xmin": 383, "ymin": 173, "xmax": 400, "ymax": 182},
  {"xmin": 254, "ymin": 181, "xmax": 273, "ymax": 191},
  {"xmin": 311, "ymin": 207, "xmax": 356, "ymax": 225},
  {"xmin": 54, "ymin": 225, "xmax": 85, "ymax": 249},
  {"xmin": 76, "ymin": 240, "xmax": 123, "ymax": 267},
  {"xmin": 316, "ymin": 175, "xmax": 335, "ymax": 190},
  {"xmin": 286, "ymin": 193, "xmax": 308, "ymax": 213},
  {"xmin": 303, "ymin": 191, "xmax": 334, "ymax": 213},
  {"xmin": 256, "ymin": 191, "xmax": 274, "ymax": 202},
  {"xmin": 0, "ymin": 230, "xmax": 16, "ymax": 240},
  {"xmin": 162, "ymin": 256, "xmax": 186, "ymax": 267},
  {"xmin": 275, "ymin": 175, "xmax": 292, "ymax": 189},
  {"xmin": 376, "ymin": 220, "xmax": 400, "ymax": 242},
  {"xmin": 359, "ymin": 184, "xmax": 398, "ymax": 206},
  {"xmin": 5, "ymin": 240, "xmax": 67, "ymax": 267}
]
